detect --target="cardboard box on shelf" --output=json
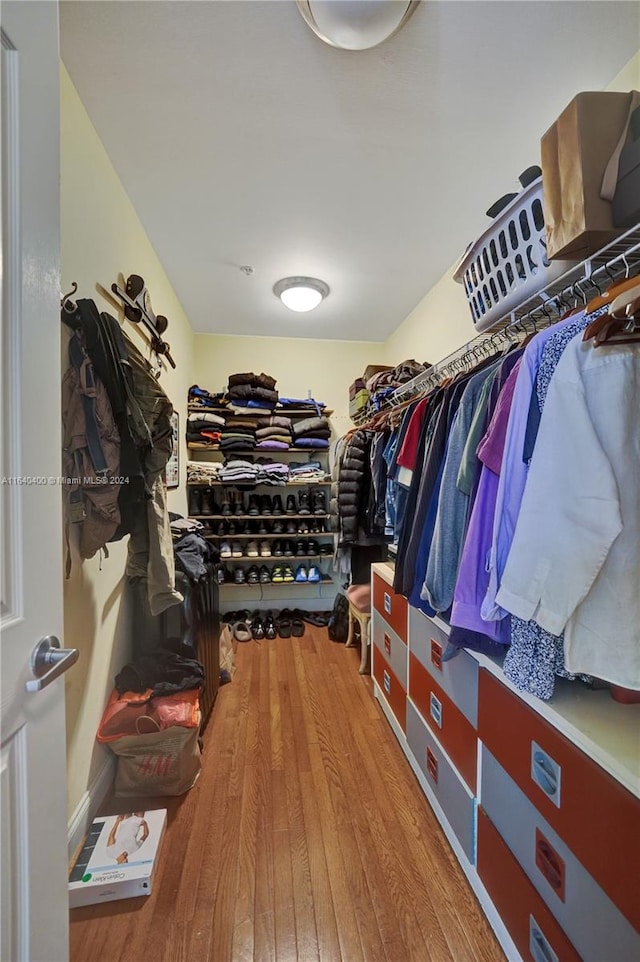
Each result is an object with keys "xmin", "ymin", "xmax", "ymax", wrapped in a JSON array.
[{"xmin": 68, "ymin": 809, "xmax": 167, "ymax": 908}]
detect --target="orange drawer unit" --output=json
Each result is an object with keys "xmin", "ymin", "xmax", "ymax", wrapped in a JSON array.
[
  {"xmin": 477, "ymin": 809, "xmax": 582, "ymax": 962},
  {"xmin": 409, "ymin": 653, "xmax": 477, "ymax": 793},
  {"xmin": 478, "ymin": 670, "xmax": 640, "ymax": 930},
  {"xmin": 373, "ymin": 648, "xmax": 406, "ymax": 733},
  {"xmin": 372, "ymin": 573, "xmax": 408, "ymax": 643}
]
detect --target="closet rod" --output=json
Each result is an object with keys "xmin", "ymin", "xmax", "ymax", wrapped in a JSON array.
[{"xmin": 382, "ymin": 223, "xmax": 640, "ymax": 411}]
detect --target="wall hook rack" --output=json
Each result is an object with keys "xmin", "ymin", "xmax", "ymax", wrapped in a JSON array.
[{"xmin": 110, "ymin": 273, "xmax": 176, "ymax": 369}]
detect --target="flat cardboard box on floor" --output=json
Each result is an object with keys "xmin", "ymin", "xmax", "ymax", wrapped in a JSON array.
[{"xmin": 69, "ymin": 809, "xmax": 167, "ymax": 907}]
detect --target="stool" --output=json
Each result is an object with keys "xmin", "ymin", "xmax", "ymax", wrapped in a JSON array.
[{"xmin": 346, "ymin": 584, "xmax": 372, "ymax": 675}]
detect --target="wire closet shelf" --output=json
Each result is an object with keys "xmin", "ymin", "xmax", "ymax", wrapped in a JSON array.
[{"xmin": 353, "ymin": 223, "xmax": 640, "ymax": 423}]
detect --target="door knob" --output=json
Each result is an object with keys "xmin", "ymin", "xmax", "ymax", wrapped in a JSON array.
[{"xmin": 25, "ymin": 635, "xmax": 79, "ymax": 692}]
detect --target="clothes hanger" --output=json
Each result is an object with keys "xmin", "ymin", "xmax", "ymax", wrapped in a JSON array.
[
  {"xmin": 583, "ymin": 274, "xmax": 640, "ymax": 342},
  {"xmin": 609, "ymin": 281, "xmax": 640, "ymax": 319},
  {"xmin": 584, "ymin": 251, "xmax": 637, "ymax": 313}
]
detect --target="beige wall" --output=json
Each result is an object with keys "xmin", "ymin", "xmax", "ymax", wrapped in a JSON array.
[
  {"xmin": 61, "ymin": 65, "xmax": 195, "ymax": 822},
  {"xmin": 193, "ymin": 333, "xmax": 386, "ymax": 440}
]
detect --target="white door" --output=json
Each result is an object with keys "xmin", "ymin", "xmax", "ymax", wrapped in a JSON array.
[{"xmin": 1, "ymin": 2, "xmax": 71, "ymax": 961}]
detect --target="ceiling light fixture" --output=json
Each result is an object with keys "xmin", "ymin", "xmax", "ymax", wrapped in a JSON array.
[
  {"xmin": 273, "ymin": 276, "xmax": 330, "ymax": 313},
  {"xmin": 296, "ymin": 0, "xmax": 420, "ymax": 51}
]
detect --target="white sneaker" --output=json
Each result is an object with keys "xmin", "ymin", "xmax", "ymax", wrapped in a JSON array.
[
  {"xmin": 259, "ymin": 541, "xmax": 272, "ymax": 557},
  {"xmin": 231, "ymin": 541, "xmax": 243, "ymax": 558},
  {"xmin": 246, "ymin": 540, "xmax": 259, "ymax": 558},
  {"xmin": 220, "ymin": 541, "xmax": 232, "ymax": 558}
]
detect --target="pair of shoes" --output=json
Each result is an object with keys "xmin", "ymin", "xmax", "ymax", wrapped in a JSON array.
[
  {"xmin": 250, "ymin": 611, "xmax": 264, "ymax": 640},
  {"xmin": 271, "ymin": 564, "xmax": 294, "ymax": 583},
  {"xmin": 264, "ymin": 611, "xmax": 277, "ymax": 639},
  {"xmin": 298, "ymin": 520, "xmax": 310, "ymax": 535}
]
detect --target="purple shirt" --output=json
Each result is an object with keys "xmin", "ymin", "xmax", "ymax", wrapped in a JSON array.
[
  {"xmin": 449, "ymin": 360, "xmax": 521, "ymax": 642},
  {"xmin": 480, "ymin": 315, "xmax": 583, "ymax": 622}
]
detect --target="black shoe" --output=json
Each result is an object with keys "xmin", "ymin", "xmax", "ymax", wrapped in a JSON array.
[
  {"xmin": 259, "ymin": 565, "xmax": 271, "ymax": 584},
  {"xmin": 286, "ymin": 519, "xmax": 297, "ymax": 534},
  {"xmin": 188, "ymin": 488, "xmax": 203, "ymax": 516},
  {"xmin": 272, "ymin": 519, "xmax": 285, "ymax": 534},
  {"xmin": 248, "ymin": 495, "xmax": 261, "ymax": 516},
  {"xmin": 215, "ymin": 564, "xmax": 227, "ymax": 585},
  {"xmin": 233, "ymin": 567, "xmax": 246, "ymax": 584},
  {"xmin": 227, "ymin": 519, "xmax": 237, "ymax": 535},
  {"xmin": 298, "ymin": 490, "xmax": 311, "ymax": 515},
  {"xmin": 264, "ymin": 612, "xmax": 277, "ymax": 640},
  {"xmin": 285, "ymin": 494, "xmax": 297, "ymax": 515},
  {"xmin": 272, "ymin": 494, "xmax": 284, "ymax": 515},
  {"xmin": 312, "ymin": 489, "xmax": 327, "ymax": 515},
  {"xmin": 234, "ymin": 495, "xmax": 245, "ymax": 516},
  {"xmin": 319, "ymin": 542, "xmax": 332, "ymax": 555},
  {"xmin": 216, "ymin": 520, "xmax": 227, "ymax": 536},
  {"xmin": 284, "ymin": 540, "xmax": 294, "ymax": 557},
  {"xmin": 307, "ymin": 539, "xmax": 320, "ymax": 555},
  {"xmin": 246, "ymin": 565, "xmax": 259, "ymax": 585},
  {"xmin": 250, "ymin": 612, "xmax": 265, "ymax": 640},
  {"xmin": 258, "ymin": 518, "xmax": 270, "ymax": 535},
  {"xmin": 200, "ymin": 488, "xmax": 213, "ymax": 516},
  {"xmin": 261, "ymin": 494, "xmax": 273, "ymax": 516},
  {"xmin": 297, "ymin": 520, "xmax": 310, "ymax": 534},
  {"xmin": 221, "ymin": 497, "xmax": 232, "ymax": 517},
  {"xmin": 273, "ymin": 540, "xmax": 284, "ymax": 557},
  {"xmin": 295, "ymin": 540, "xmax": 306, "ymax": 557}
]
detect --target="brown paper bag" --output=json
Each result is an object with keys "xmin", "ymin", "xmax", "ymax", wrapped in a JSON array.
[{"xmin": 541, "ymin": 90, "xmax": 639, "ymax": 260}]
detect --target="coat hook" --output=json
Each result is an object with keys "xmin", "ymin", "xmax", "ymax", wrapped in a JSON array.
[{"xmin": 61, "ymin": 281, "xmax": 78, "ymax": 312}]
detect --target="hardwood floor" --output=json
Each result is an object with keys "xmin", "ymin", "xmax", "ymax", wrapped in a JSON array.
[{"xmin": 69, "ymin": 627, "xmax": 506, "ymax": 962}]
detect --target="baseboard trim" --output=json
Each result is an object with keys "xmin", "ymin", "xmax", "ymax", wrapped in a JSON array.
[{"xmin": 67, "ymin": 754, "xmax": 115, "ymax": 863}]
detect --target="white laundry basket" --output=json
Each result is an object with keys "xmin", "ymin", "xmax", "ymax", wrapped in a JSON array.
[{"xmin": 453, "ymin": 178, "xmax": 574, "ymax": 332}]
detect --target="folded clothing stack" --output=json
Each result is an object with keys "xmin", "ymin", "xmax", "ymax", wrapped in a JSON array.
[
  {"xmin": 255, "ymin": 415, "xmax": 293, "ymax": 450},
  {"xmin": 220, "ymin": 418, "xmax": 257, "ymax": 452},
  {"xmin": 187, "ymin": 461, "xmax": 221, "ymax": 484},
  {"xmin": 188, "ymin": 384, "xmax": 228, "ymax": 412},
  {"xmin": 366, "ymin": 359, "xmax": 430, "ymax": 411},
  {"xmin": 289, "ymin": 460, "xmax": 327, "ymax": 483},
  {"xmin": 277, "ymin": 397, "xmax": 326, "ymax": 416},
  {"xmin": 225, "ymin": 372, "xmax": 278, "ymax": 417},
  {"xmin": 186, "ymin": 410, "xmax": 226, "ymax": 445},
  {"xmin": 255, "ymin": 460, "xmax": 290, "ymax": 485},
  {"xmin": 218, "ymin": 459, "xmax": 260, "ymax": 484},
  {"xmin": 292, "ymin": 416, "xmax": 331, "ymax": 449}
]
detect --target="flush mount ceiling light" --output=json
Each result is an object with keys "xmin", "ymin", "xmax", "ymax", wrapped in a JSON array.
[
  {"xmin": 273, "ymin": 276, "xmax": 330, "ymax": 313},
  {"xmin": 296, "ymin": 0, "xmax": 420, "ymax": 51}
]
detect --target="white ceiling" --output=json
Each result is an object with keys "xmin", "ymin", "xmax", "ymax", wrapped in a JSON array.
[{"xmin": 60, "ymin": 1, "xmax": 639, "ymax": 342}]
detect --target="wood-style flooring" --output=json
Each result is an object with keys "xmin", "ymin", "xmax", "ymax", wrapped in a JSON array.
[{"xmin": 69, "ymin": 626, "xmax": 506, "ymax": 962}]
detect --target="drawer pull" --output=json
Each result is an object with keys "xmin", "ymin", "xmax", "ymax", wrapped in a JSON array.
[
  {"xmin": 426, "ymin": 746, "xmax": 439, "ymax": 783},
  {"xmin": 430, "ymin": 638, "xmax": 443, "ymax": 671},
  {"xmin": 535, "ymin": 829, "xmax": 565, "ymax": 902},
  {"xmin": 384, "ymin": 632, "xmax": 391, "ymax": 655},
  {"xmin": 429, "ymin": 692, "xmax": 442, "ymax": 728},
  {"xmin": 383, "ymin": 670, "xmax": 391, "ymax": 695},
  {"xmin": 529, "ymin": 916, "xmax": 559, "ymax": 962},
  {"xmin": 384, "ymin": 592, "xmax": 392, "ymax": 615},
  {"xmin": 531, "ymin": 742, "xmax": 561, "ymax": 807}
]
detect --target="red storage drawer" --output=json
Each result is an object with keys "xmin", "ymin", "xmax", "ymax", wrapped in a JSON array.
[
  {"xmin": 478, "ymin": 808, "xmax": 582, "ymax": 962},
  {"xmin": 479, "ymin": 669, "xmax": 640, "ymax": 930},
  {"xmin": 373, "ymin": 649, "xmax": 406, "ymax": 733},
  {"xmin": 372, "ymin": 572, "xmax": 407, "ymax": 643},
  {"xmin": 409, "ymin": 653, "xmax": 477, "ymax": 793}
]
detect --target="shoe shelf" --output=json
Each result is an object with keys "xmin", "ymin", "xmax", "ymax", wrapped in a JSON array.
[
  {"xmin": 220, "ymin": 577, "xmax": 333, "ymax": 589},
  {"xmin": 190, "ymin": 513, "xmax": 331, "ymax": 522},
  {"xmin": 221, "ymin": 553, "xmax": 327, "ymax": 562},
  {"xmin": 203, "ymin": 533, "xmax": 330, "ymax": 541}
]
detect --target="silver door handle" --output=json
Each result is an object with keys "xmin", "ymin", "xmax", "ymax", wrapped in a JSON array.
[{"xmin": 25, "ymin": 635, "xmax": 79, "ymax": 692}]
